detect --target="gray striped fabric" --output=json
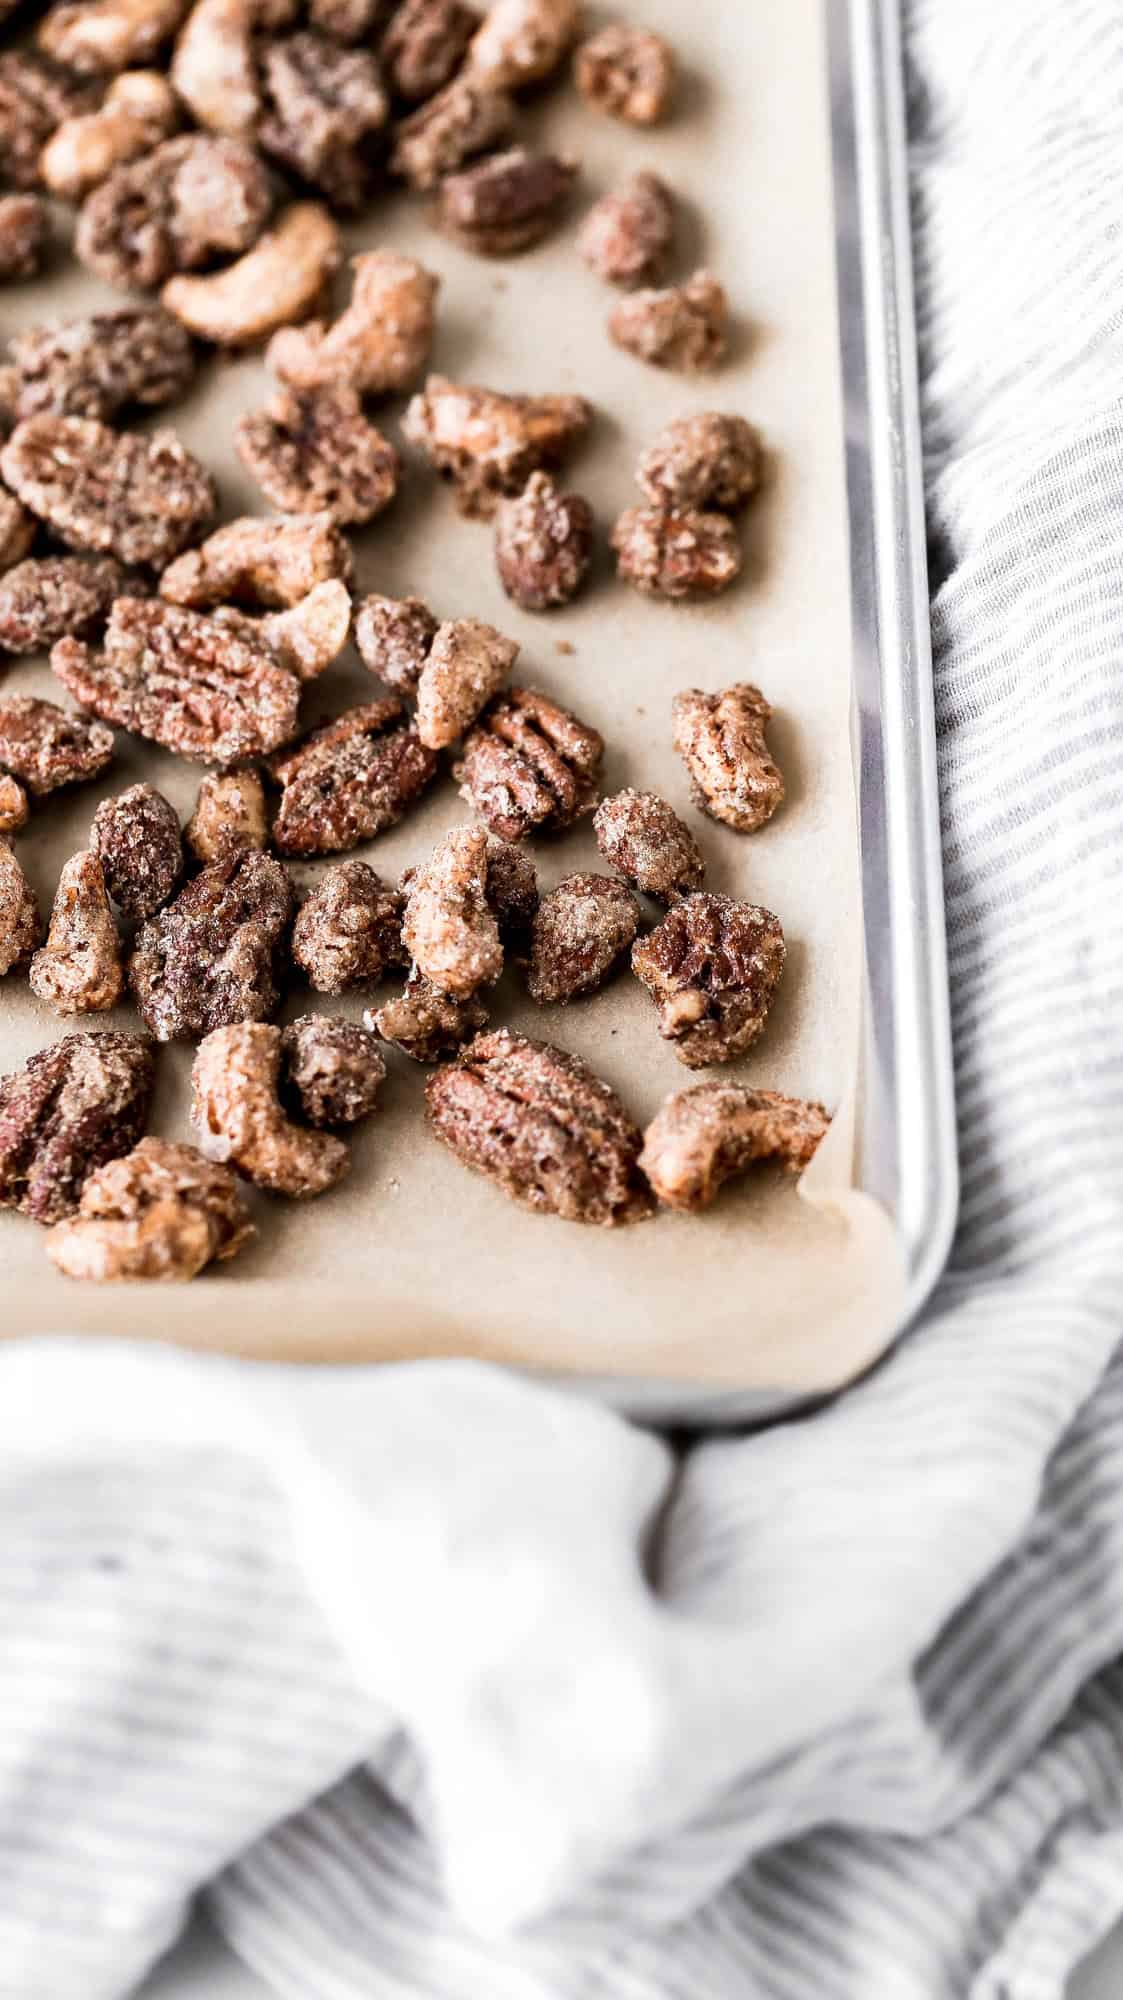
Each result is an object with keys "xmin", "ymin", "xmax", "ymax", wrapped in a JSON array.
[{"xmin": 4, "ymin": 0, "xmax": 1123, "ymax": 1996}]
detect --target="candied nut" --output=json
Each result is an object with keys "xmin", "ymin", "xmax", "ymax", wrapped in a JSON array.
[
  {"xmin": 77, "ymin": 135, "xmax": 273, "ymax": 291},
  {"xmin": 310, "ymin": 0, "xmax": 385, "ymax": 41},
  {"xmin": 269, "ymin": 249, "xmax": 438, "ymax": 397},
  {"xmin": 45, "ymin": 1133, "xmax": 253, "ymax": 1280},
  {"xmin": 0, "ymin": 1030, "xmax": 154, "ymax": 1223},
  {"xmin": 402, "ymin": 824, "xmax": 502, "ymax": 999},
  {"xmin": 0, "ymin": 695, "xmax": 114, "ymax": 798},
  {"xmin": 610, "ymin": 270, "xmax": 727, "ymax": 373},
  {"xmin": 381, "ymin": 0, "xmax": 478, "ymax": 102},
  {"xmin": 191, "ymin": 1020, "xmax": 349, "ymax": 1196},
  {"xmin": 41, "ymin": 70, "xmax": 180, "ymax": 199},
  {"xmin": 0, "ymin": 557, "xmax": 124, "ymax": 655},
  {"xmin": 631, "ymin": 892, "xmax": 786, "ymax": 1069},
  {"xmin": 368, "ymin": 969, "xmax": 488, "ymax": 1064},
  {"xmin": 0, "ymin": 54, "xmax": 97, "ymax": 190},
  {"xmin": 640, "ymin": 1082, "xmax": 830, "ymax": 1213},
  {"xmin": 391, "ymin": 74, "xmax": 514, "ymax": 193},
  {"xmin": 281, "ymin": 1013, "xmax": 385, "ymax": 1127},
  {"xmin": 258, "ymin": 32, "xmax": 388, "ymax": 212},
  {"xmin": 637, "ymin": 413, "xmax": 762, "ymax": 514},
  {"xmin": 216, "ymin": 579, "xmax": 351, "ymax": 682},
  {"xmin": 611, "ymin": 504, "xmax": 741, "ymax": 600},
  {"xmin": 574, "ymin": 24, "xmax": 676, "ymax": 125},
  {"xmin": 454, "ymin": 684, "xmax": 603, "ymax": 840},
  {"xmin": 160, "ymin": 511, "xmax": 352, "ymax": 611},
  {"xmin": 291, "ymin": 859, "xmax": 405, "ymax": 992},
  {"xmin": 53, "ymin": 598, "xmax": 300, "ymax": 764},
  {"xmin": 39, "ymin": 0, "xmax": 191, "ymax": 75},
  {"xmin": 271, "ymin": 698, "xmax": 438, "ymax": 856},
  {"xmin": 0, "ymin": 196, "xmax": 49, "ymax": 282},
  {"xmin": 438, "ymin": 147, "xmax": 577, "ymax": 257},
  {"xmin": 185, "ymin": 769, "xmax": 267, "ymax": 864},
  {"xmin": 236, "ymin": 385, "xmax": 400, "ymax": 526},
  {"xmin": 0, "ymin": 839, "xmax": 42, "ymax": 975},
  {"xmin": 483, "ymin": 832, "xmax": 538, "ymax": 942},
  {"xmin": 672, "ymin": 682, "xmax": 784, "ymax": 832},
  {"xmin": 526, "ymin": 872, "xmax": 637, "ymax": 1004},
  {"xmin": 577, "ymin": 171, "xmax": 674, "ymax": 288},
  {"xmin": 426, "ymin": 1027, "xmax": 652, "ymax": 1225},
  {"xmin": 416, "ymin": 616, "xmax": 519, "ymax": 751},
  {"xmin": 0, "ymin": 491, "xmax": 36, "ymax": 572},
  {"xmin": 8, "ymin": 308, "xmax": 195, "ymax": 424},
  {"xmin": 30, "ymin": 850, "xmax": 124, "ymax": 1016},
  {"xmin": 354, "ymin": 591, "xmax": 437, "ymax": 693},
  {"xmin": 171, "ymin": 0, "xmax": 264, "ymax": 139},
  {"xmin": 593, "ymin": 787, "xmax": 704, "ymax": 903},
  {"xmin": 494, "ymin": 471, "xmax": 593, "ymax": 611},
  {"xmin": 129, "ymin": 848, "xmax": 294, "ymax": 1040},
  {"xmin": 0, "ymin": 775, "xmax": 28, "ymax": 833},
  {"xmin": 467, "ymin": 0, "xmax": 580, "ymax": 89},
  {"xmin": 403, "ymin": 373, "xmax": 591, "ymax": 517},
  {"xmin": 90, "ymin": 783, "xmax": 184, "ymax": 920},
  {"xmin": 2, "ymin": 417, "xmax": 215, "ymax": 567},
  {"xmin": 162, "ymin": 202, "xmax": 341, "ymax": 347}
]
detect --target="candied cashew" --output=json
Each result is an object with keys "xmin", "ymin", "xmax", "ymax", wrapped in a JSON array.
[
  {"xmin": 0, "ymin": 776, "xmax": 28, "ymax": 833},
  {"xmin": 0, "ymin": 839, "xmax": 41, "ymax": 975},
  {"xmin": 416, "ymin": 617, "xmax": 519, "ymax": 750},
  {"xmin": 0, "ymin": 196, "xmax": 49, "ymax": 282},
  {"xmin": 467, "ymin": 0, "xmax": 581, "ymax": 89},
  {"xmin": 402, "ymin": 824, "xmax": 503, "ymax": 999},
  {"xmin": 160, "ymin": 511, "xmax": 352, "ymax": 611},
  {"xmin": 672, "ymin": 682, "xmax": 784, "ymax": 833},
  {"xmin": 403, "ymin": 373, "xmax": 592, "ymax": 517},
  {"xmin": 171, "ymin": 0, "xmax": 266, "ymax": 138},
  {"xmin": 268, "ymin": 249, "xmax": 439, "ymax": 398},
  {"xmin": 30, "ymin": 850, "xmax": 124, "ymax": 1016},
  {"xmin": 162, "ymin": 202, "xmax": 342, "ymax": 347},
  {"xmin": 213, "ymin": 580, "xmax": 351, "ymax": 683},
  {"xmin": 39, "ymin": 0, "xmax": 191, "ymax": 75},
  {"xmin": 41, "ymin": 71, "xmax": 180, "ymax": 198},
  {"xmin": 192, "ymin": 1020, "xmax": 349, "ymax": 1197},
  {"xmin": 609, "ymin": 270, "xmax": 728, "ymax": 372},
  {"xmin": 640, "ymin": 1085, "xmax": 830, "ymax": 1212},
  {"xmin": 612, "ymin": 505, "xmax": 741, "ymax": 601},
  {"xmin": 46, "ymin": 1135, "xmax": 253, "ymax": 1281},
  {"xmin": 185, "ymin": 769, "xmax": 267, "ymax": 864}
]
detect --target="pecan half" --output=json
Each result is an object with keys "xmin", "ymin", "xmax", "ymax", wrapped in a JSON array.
[
  {"xmin": 0, "ymin": 195, "xmax": 49, "ymax": 281},
  {"xmin": 270, "ymin": 698, "xmax": 439, "ymax": 856},
  {"xmin": 577, "ymin": 170, "xmax": 674, "ymax": 288},
  {"xmin": 437, "ymin": 147, "xmax": 577, "ymax": 256},
  {"xmin": 0, "ymin": 1029, "xmax": 155, "ymax": 1223},
  {"xmin": 354, "ymin": 591, "xmax": 437, "ymax": 693},
  {"xmin": 291, "ymin": 859, "xmax": 405, "ymax": 991},
  {"xmin": 0, "ymin": 557, "xmax": 125, "ymax": 655},
  {"xmin": 0, "ymin": 839, "xmax": 41, "ymax": 975},
  {"xmin": 637, "ymin": 413, "xmax": 761, "ymax": 512},
  {"xmin": 391, "ymin": 74, "xmax": 514, "ymax": 192},
  {"xmin": 45, "ymin": 1134, "xmax": 253, "ymax": 1281},
  {"xmin": 192, "ymin": 1019, "xmax": 349, "ymax": 1196},
  {"xmin": 611, "ymin": 505, "xmax": 741, "ymax": 600},
  {"xmin": 403, "ymin": 374, "xmax": 592, "ymax": 517},
  {"xmin": 402, "ymin": 824, "xmax": 502, "ymax": 999},
  {"xmin": 640, "ymin": 1083, "xmax": 830, "ymax": 1212},
  {"xmin": 1, "ymin": 417, "xmax": 216, "ymax": 567},
  {"xmin": 593, "ymin": 787, "xmax": 704, "ymax": 903},
  {"xmin": 30, "ymin": 851, "xmax": 125, "ymax": 1016},
  {"xmin": 454, "ymin": 685, "xmax": 603, "ymax": 840},
  {"xmin": 494, "ymin": 471, "xmax": 593, "ymax": 611},
  {"xmin": 236, "ymin": 385, "xmax": 400, "ymax": 525},
  {"xmin": 160, "ymin": 511, "xmax": 352, "ymax": 611},
  {"xmin": 380, "ymin": 0, "xmax": 478, "ymax": 102},
  {"xmin": 574, "ymin": 25, "xmax": 676, "ymax": 125},
  {"xmin": 281, "ymin": 1013, "xmax": 385, "ymax": 1127},
  {"xmin": 631, "ymin": 893, "xmax": 786, "ymax": 1068},
  {"xmin": 0, "ymin": 695, "xmax": 114, "ymax": 797},
  {"xmin": 416, "ymin": 616, "xmax": 519, "ymax": 750},
  {"xmin": 128, "ymin": 848, "xmax": 294, "ymax": 1041},
  {"xmin": 76, "ymin": 134, "xmax": 273, "ymax": 290},
  {"xmin": 609, "ymin": 270, "xmax": 728, "ymax": 372},
  {"xmin": 90, "ymin": 783, "xmax": 184, "ymax": 920},
  {"xmin": 268, "ymin": 248, "xmax": 438, "ymax": 397},
  {"xmin": 526, "ymin": 872, "xmax": 638, "ymax": 1004},
  {"xmin": 7, "ymin": 308, "xmax": 195, "ymax": 424},
  {"xmin": 184, "ymin": 769, "xmax": 268, "ymax": 864},
  {"xmin": 367, "ymin": 969, "xmax": 488, "ymax": 1064},
  {"xmin": 672, "ymin": 682, "xmax": 784, "ymax": 832}
]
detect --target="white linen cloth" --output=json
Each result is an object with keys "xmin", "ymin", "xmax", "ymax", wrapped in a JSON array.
[{"xmin": 4, "ymin": 0, "xmax": 1123, "ymax": 1994}]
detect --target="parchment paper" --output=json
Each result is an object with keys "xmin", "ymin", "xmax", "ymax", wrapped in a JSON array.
[{"xmin": 0, "ymin": 0, "xmax": 907, "ymax": 1386}]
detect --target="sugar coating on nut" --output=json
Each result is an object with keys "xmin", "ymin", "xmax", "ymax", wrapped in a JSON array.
[
  {"xmin": 258, "ymin": 31, "xmax": 389, "ymax": 212},
  {"xmin": 0, "ymin": 53, "xmax": 97, "ymax": 191},
  {"xmin": 574, "ymin": 24, "xmax": 676, "ymax": 125},
  {"xmin": 0, "ymin": 695, "xmax": 114, "ymax": 798},
  {"xmin": 90, "ymin": 784, "xmax": 184, "ymax": 921},
  {"xmin": 631, "ymin": 892, "xmax": 786, "ymax": 1069},
  {"xmin": 402, "ymin": 824, "xmax": 503, "ymax": 999},
  {"xmin": 368, "ymin": 970, "xmax": 489, "ymax": 1065},
  {"xmin": 192, "ymin": 1019, "xmax": 349, "ymax": 1197},
  {"xmin": 237, "ymin": 385, "xmax": 400, "ymax": 526},
  {"xmin": 185, "ymin": 770, "xmax": 268, "ymax": 865},
  {"xmin": 281, "ymin": 1013, "xmax": 386, "ymax": 1127},
  {"xmin": 162, "ymin": 201, "xmax": 342, "ymax": 347},
  {"xmin": 160, "ymin": 512, "xmax": 352, "ymax": 611},
  {"xmin": 612, "ymin": 505, "xmax": 741, "ymax": 600},
  {"xmin": 213, "ymin": 580, "xmax": 352, "ymax": 683},
  {"xmin": 455, "ymin": 684, "xmax": 603, "ymax": 841},
  {"xmin": 416, "ymin": 617, "xmax": 519, "ymax": 750},
  {"xmin": 41, "ymin": 69, "xmax": 180, "ymax": 199},
  {"xmin": 30, "ymin": 850, "xmax": 124, "ymax": 1016},
  {"xmin": 0, "ymin": 1029, "xmax": 155, "ymax": 1224},
  {"xmin": 526, "ymin": 872, "xmax": 638, "ymax": 1004},
  {"xmin": 593, "ymin": 788, "xmax": 705, "ymax": 903},
  {"xmin": 380, "ymin": 0, "xmax": 478, "ymax": 103},
  {"xmin": 609, "ymin": 270, "xmax": 728, "ymax": 372},
  {"xmin": 0, "ymin": 839, "xmax": 42, "ymax": 975},
  {"xmin": 269, "ymin": 249, "xmax": 438, "ymax": 397},
  {"xmin": 0, "ymin": 775, "xmax": 28, "ymax": 833},
  {"xmin": 482, "ymin": 833, "xmax": 538, "ymax": 941},
  {"xmin": 354, "ymin": 591, "xmax": 438, "ymax": 693},
  {"xmin": 467, "ymin": 0, "xmax": 580, "ymax": 89},
  {"xmin": 0, "ymin": 492, "xmax": 36, "ymax": 573},
  {"xmin": 77, "ymin": 134, "xmax": 273, "ymax": 291},
  {"xmin": 170, "ymin": 0, "xmax": 269, "ymax": 138},
  {"xmin": 45, "ymin": 1134, "xmax": 253, "ymax": 1281},
  {"xmin": 404, "ymin": 374, "xmax": 592, "ymax": 517},
  {"xmin": 438, "ymin": 147, "xmax": 577, "ymax": 257},
  {"xmin": 38, "ymin": 0, "xmax": 191, "ymax": 75},
  {"xmin": 0, "ymin": 195, "xmax": 49, "ymax": 282},
  {"xmin": 494, "ymin": 471, "xmax": 593, "ymax": 611},
  {"xmin": 8, "ymin": 307, "xmax": 195, "ymax": 425},
  {"xmin": 391, "ymin": 75, "xmax": 515, "ymax": 192},
  {"xmin": 640, "ymin": 1083, "xmax": 830, "ymax": 1213},
  {"xmin": 271, "ymin": 699, "xmax": 439, "ymax": 857},
  {"xmin": 577, "ymin": 170, "xmax": 674, "ymax": 288},
  {"xmin": 128, "ymin": 848, "xmax": 294, "ymax": 1041},
  {"xmin": 672, "ymin": 682, "xmax": 784, "ymax": 832},
  {"xmin": 291, "ymin": 859, "xmax": 406, "ymax": 992},
  {"xmin": 0, "ymin": 557, "xmax": 125, "ymax": 655},
  {"xmin": 637, "ymin": 412, "xmax": 761, "ymax": 513},
  {"xmin": 2, "ymin": 416, "xmax": 216, "ymax": 567}
]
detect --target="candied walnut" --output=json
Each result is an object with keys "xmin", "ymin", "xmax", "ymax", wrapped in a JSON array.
[
  {"xmin": 77, "ymin": 135, "xmax": 273, "ymax": 292},
  {"xmin": 368, "ymin": 969, "xmax": 487, "ymax": 1064},
  {"xmin": 191, "ymin": 1020, "xmax": 349, "ymax": 1196},
  {"xmin": 310, "ymin": 0, "xmax": 385, "ymax": 40},
  {"xmin": 416, "ymin": 616, "xmax": 519, "ymax": 751},
  {"xmin": 0, "ymin": 557, "xmax": 123, "ymax": 655},
  {"xmin": 0, "ymin": 196, "xmax": 49, "ymax": 282},
  {"xmin": 391, "ymin": 75, "xmax": 514, "ymax": 193},
  {"xmin": 0, "ymin": 1030, "xmax": 154, "ymax": 1223},
  {"xmin": 611, "ymin": 505, "xmax": 741, "ymax": 600},
  {"xmin": 574, "ymin": 24, "xmax": 675, "ymax": 125},
  {"xmin": 631, "ymin": 893, "xmax": 786, "ymax": 1069},
  {"xmin": 41, "ymin": 70, "xmax": 180, "ymax": 200},
  {"xmin": 184, "ymin": 769, "xmax": 267, "ymax": 864},
  {"xmin": 381, "ymin": 0, "xmax": 477, "ymax": 101},
  {"xmin": 640, "ymin": 1083, "xmax": 829, "ymax": 1213},
  {"xmin": 258, "ymin": 32, "xmax": 388, "ymax": 212},
  {"xmin": 494, "ymin": 472, "xmax": 593, "ymax": 611},
  {"xmin": 128, "ymin": 848, "xmax": 294, "ymax": 1040},
  {"xmin": 30, "ymin": 850, "xmax": 124, "ymax": 1016},
  {"xmin": 426, "ymin": 1027, "xmax": 652, "ymax": 1225},
  {"xmin": 637, "ymin": 413, "xmax": 761, "ymax": 513},
  {"xmin": 53, "ymin": 598, "xmax": 301, "ymax": 765},
  {"xmin": 609, "ymin": 271, "xmax": 727, "ymax": 373},
  {"xmin": 403, "ymin": 374, "xmax": 591, "ymax": 517},
  {"xmin": 271, "ymin": 699, "xmax": 439, "ymax": 856},
  {"xmin": 281, "ymin": 1013, "xmax": 385, "ymax": 1127},
  {"xmin": 269, "ymin": 249, "xmax": 438, "ymax": 397},
  {"xmin": 354, "ymin": 591, "xmax": 437, "ymax": 693},
  {"xmin": 672, "ymin": 682, "xmax": 784, "ymax": 833},
  {"xmin": 438, "ymin": 148, "xmax": 576, "ymax": 257},
  {"xmin": 0, "ymin": 54, "xmax": 96, "ymax": 191},
  {"xmin": 236, "ymin": 385, "xmax": 400, "ymax": 526},
  {"xmin": 593, "ymin": 788, "xmax": 704, "ymax": 903},
  {"xmin": 2, "ymin": 417, "xmax": 215, "ymax": 567},
  {"xmin": 45, "ymin": 1134, "xmax": 252, "ymax": 1281},
  {"xmin": 0, "ymin": 491, "xmax": 36, "ymax": 572},
  {"xmin": 467, "ymin": 0, "xmax": 580, "ymax": 89},
  {"xmin": 291, "ymin": 859, "xmax": 405, "ymax": 992},
  {"xmin": 454, "ymin": 685, "xmax": 603, "ymax": 841},
  {"xmin": 577, "ymin": 171, "xmax": 673, "ymax": 288},
  {"xmin": 90, "ymin": 783, "xmax": 183, "ymax": 920},
  {"xmin": 526, "ymin": 872, "xmax": 637, "ymax": 1004},
  {"xmin": 161, "ymin": 511, "xmax": 352, "ymax": 611},
  {"xmin": 0, "ymin": 696, "xmax": 114, "ymax": 798},
  {"xmin": 39, "ymin": 0, "xmax": 191, "ymax": 75},
  {"xmin": 214, "ymin": 580, "xmax": 351, "ymax": 683},
  {"xmin": 0, "ymin": 775, "xmax": 28, "ymax": 833},
  {"xmin": 8, "ymin": 308, "xmax": 194, "ymax": 424},
  {"xmin": 162, "ymin": 201, "xmax": 341, "ymax": 346},
  {"xmin": 0, "ymin": 839, "xmax": 41, "ymax": 975},
  {"xmin": 402, "ymin": 824, "xmax": 502, "ymax": 999}
]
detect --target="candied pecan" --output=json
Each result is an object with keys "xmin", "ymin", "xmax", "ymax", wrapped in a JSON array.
[
  {"xmin": 494, "ymin": 472, "xmax": 593, "ymax": 611},
  {"xmin": 467, "ymin": 0, "xmax": 579, "ymax": 89},
  {"xmin": 0, "ymin": 839, "xmax": 41, "ymax": 975},
  {"xmin": 426, "ymin": 1027, "xmax": 652, "ymax": 1225},
  {"xmin": 611, "ymin": 505, "xmax": 741, "ymax": 600},
  {"xmin": 39, "ymin": 0, "xmax": 191, "ymax": 75},
  {"xmin": 0, "ymin": 196, "xmax": 49, "ymax": 282},
  {"xmin": 640, "ymin": 1082, "xmax": 830, "ymax": 1213},
  {"xmin": 0, "ymin": 1030, "xmax": 154, "ymax": 1223},
  {"xmin": 41, "ymin": 70, "xmax": 180, "ymax": 200},
  {"xmin": 637, "ymin": 412, "xmax": 760, "ymax": 514},
  {"xmin": 270, "ymin": 698, "xmax": 438, "ymax": 856},
  {"xmin": 45, "ymin": 1134, "xmax": 253, "ymax": 1281},
  {"xmin": 354, "ymin": 590, "xmax": 437, "ymax": 693},
  {"xmin": 0, "ymin": 557, "xmax": 123, "ymax": 655},
  {"xmin": 482, "ymin": 831, "xmax": 537, "ymax": 941},
  {"xmin": 281, "ymin": 1013, "xmax": 385, "ymax": 1127},
  {"xmin": 672, "ymin": 682, "xmax": 784, "ymax": 832},
  {"xmin": 236, "ymin": 385, "xmax": 400, "ymax": 526},
  {"xmin": 391, "ymin": 74, "xmax": 514, "ymax": 192},
  {"xmin": 258, "ymin": 32, "xmax": 388, "ymax": 212},
  {"xmin": 310, "ymin": 0, "xmax": 386, "ymax": 40},
  {"xmin": 403, "ymin": 374, "xmax": 591, "ymax": 517},
  {"xmin": 416, "ymin": 617, "xmax": 519, "ymax": 751},
  {"xmin": 454, "ymin": 685, "xmax": 603, "ymax": 840},
  {"xmin": 291, "ymin": 859, "xmax": 405, "ymax": 992},
  {"xmin": 268, "ymin": 249, "xmax": 438, "ymax": 397},
  {"xmin": 128, "ymin": 848, "xmax": 294, "ymax": 1040},
  {"xmin": 0, "ymin": 696, "xmax": 114, "ymax": 798},
  {"xmin": 577, "ymin": 171, "xmax": 674, "ymax": 288},
  {"xmin": 160, "ymin": 511, "xmax": 352, "ymax": 611},
  {"xmin": 184, "ymin": 769, "xmax": 268, "ymax": 864},
  {"xmin": 368, "ymin": 969, "xmax": 487, "ymax": 1064},
  {"xmin": 90, "ymin": 783, "xmax": 183, "ymax": 920},
  {"xmin": 191, "ymin": 1020, "xmax": 349, "ymax": 1196},
  {"xmin": 77, "ymin": 135, "xmax": 273, "ymax": 291},
  {"xmin": 0, "ymin": 54, "xmax": 96, "ymax": 191},
  {"xmin": 381, "ymin": 0, "xmax": 477, "ymax": 101},
  {"xmin": 593, "ymin": 787, "xmax": 704, "ymax": 903},
  {"xmin": 609, "ymin": 271, "xmax": 727, "ymax": 372},
  {"xmin": 402, "ymin": 824, "xmax": 503, "ymax": 999},
  {"xmin": 526, "ymin": 872, "xmax": 637, "ymax": 1004},
  {"xmin": 0, "ymin": 775, "xmax": 28, "ymax": 833},
  {"xmin": 631, "ymin": 892, "xmax": 786, "ymax": 1069},
  {"xmin": 8, "ymin": 308, "xmax": 195, "ymax": 424},
  {"xmin": 30, "ymin": 850, "xmax": 124, "ymax": 1015},
  {"xmin": 437, "ymin": 147, "xmax": 577, "ymax": 257},
  {"xmin": 213, "ymin": 580, "xmax": 351, "ymax": 684},
  {"xmin": 2, "ymin": 417, "xmax": 216, "ymax": 567},
  {"xmin": 0, "ymin": 491, "xmax": 36, "ymax": 572},
  {"xmin": 574, "ymin": 24, "xmax": 676, "ymax": 125}
]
